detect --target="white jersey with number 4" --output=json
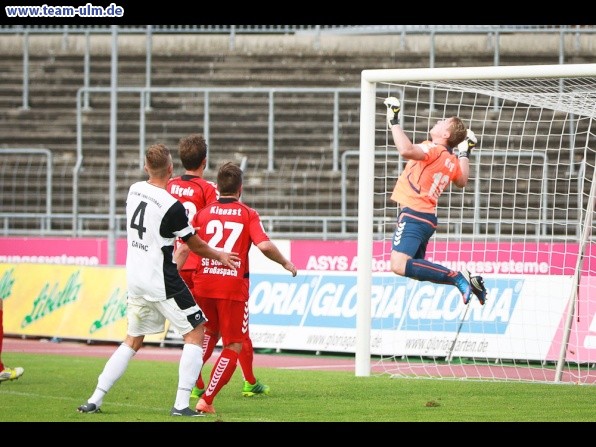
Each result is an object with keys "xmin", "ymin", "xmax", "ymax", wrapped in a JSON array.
[{"xmin": 125, "ymin": 180, "xmax": 195, "ymax": 301}]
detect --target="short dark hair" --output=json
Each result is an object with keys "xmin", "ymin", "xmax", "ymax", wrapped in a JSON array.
[
  {"xmin": 217, "ymin": 162, "xmax": 243, "ymax": 195},
  {"xmin": 178, "ymin": 134, "xmax": 207, "ymax": 170}
]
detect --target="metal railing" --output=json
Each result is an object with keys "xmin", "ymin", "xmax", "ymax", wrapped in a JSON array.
[
  {"xmin": 0, "ymin": 147, "xmax": 53, "ymax": 220},
  {"xmin": 72, "ymin": 85, "xmax": 360, "ymax": 237},
  {"xmin": 1, "ymin": 148, "xmax": 581, "ymax": 241}
]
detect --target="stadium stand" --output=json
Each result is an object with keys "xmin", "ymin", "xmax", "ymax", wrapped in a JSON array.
[{"xmin": 0, "ymin": 28, "xmax": 595, "ymax": 238}]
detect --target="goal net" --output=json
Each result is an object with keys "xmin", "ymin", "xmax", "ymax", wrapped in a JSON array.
[{"xmin": 356, "ymin": 64, "xmax": 596, "ymax": 384}]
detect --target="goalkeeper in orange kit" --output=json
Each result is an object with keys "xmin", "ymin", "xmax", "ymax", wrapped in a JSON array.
[{"xmin": 384, "ymin": 97, "xmax": 487, "ymax": 305}]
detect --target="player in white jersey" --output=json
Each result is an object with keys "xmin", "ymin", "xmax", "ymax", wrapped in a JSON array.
[
  {"xmin": 77, "ymin": 143, "xmax": 240, "ymax": 417},
  {"xmin": 125, "ymin": 178, "xmax": 200, "ymax": 300}
]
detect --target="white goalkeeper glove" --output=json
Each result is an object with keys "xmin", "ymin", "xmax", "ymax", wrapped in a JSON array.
[
  {"xmin": 457, "ymin": 129, "xmax": 477, "ymax": 159},
  {"xmin": 383, "ymin": 97, "xmax": 401, "ymax": 128}
]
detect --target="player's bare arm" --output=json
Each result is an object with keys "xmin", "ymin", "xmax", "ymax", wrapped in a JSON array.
[
  {"xmin": 186, "ymin": 234, "xmax": 240, "ymax": 268},
  {"xmin": 173, "ymin": 243, "xmax": 190, "ymax": 270},
  {"xmin": 453, "ymin": 158, "xmax": 469, "ymax": 188},
  {"xmin": 391, "ymin": 127, "xmax": 427, "ymax": 160},
  {"xmin": 257, "ymin": 241, "xmax": 298, "ymax": 277}
]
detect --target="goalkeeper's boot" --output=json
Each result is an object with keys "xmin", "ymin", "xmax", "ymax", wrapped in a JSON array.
[
  {"xmin": 455, "ymin": 272, "xmax": 473, "ymax": 305},
  {"xmin": 190, "ymin": 385, "xmax": 204, "ymax": 399},
  {"xmin": 469, "ymin": 275, "xmax": 487, "ymax": 305},
  {"xmin": 196, "ymin": 398, "xmax": 216, "ymax": 414},
  {"xmin": 0, "ymin": 366, "xmax": 24, "ymax": 382},
  {"xmin": 242, "ymin": 379, "xmax": 270, "ymax": 397}
]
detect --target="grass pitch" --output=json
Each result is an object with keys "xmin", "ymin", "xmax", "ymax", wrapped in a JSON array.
[{"xmin": 1, "ymin": 351, "xmax": 595, "ymax": 423}]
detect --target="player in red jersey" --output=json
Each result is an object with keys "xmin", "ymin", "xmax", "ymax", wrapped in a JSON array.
[
  {"xmin": 168, "ymin": 134, "xmax": 265, "ymax": 398},
  {"xmin": 167, "ymin": 134, "xmax": 218, "ymax": 288},
  {"xmin": 181, "ymin": 162, "xmax": 297, "ymax": 415},
  {"xmin": 384, "ymin": 97, "xmax": 487, "ymax": 306}
]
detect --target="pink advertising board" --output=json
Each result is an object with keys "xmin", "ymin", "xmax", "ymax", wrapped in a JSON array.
[
  {"xmin": 290, "ymin": 240, "xmax": 591, "ymax": 276},
  {"xmin": 2, "ymin": 237, "xmax": 590, "ymax": 276},
  {"xmin": 0, "ymin": 237, "xmax": 128, "ymax": 266}
]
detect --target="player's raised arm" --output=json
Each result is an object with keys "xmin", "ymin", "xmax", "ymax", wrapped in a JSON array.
[
  {"xmin": 384, "ymin": 96, "xmax": 425, "ymax": 160},
  {"xmin": 453, "ymin": 129, "xmax": 478, "ymax": 188}
]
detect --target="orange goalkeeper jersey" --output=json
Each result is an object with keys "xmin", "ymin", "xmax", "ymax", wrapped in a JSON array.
[{"xmin": 391, "ymin": 141, "xmax": 462, "ymax": 214}]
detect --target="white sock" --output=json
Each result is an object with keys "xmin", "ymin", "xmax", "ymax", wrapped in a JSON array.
[
  {"xmin": 174, "ymin": 343, "xmax": 203, "ymax": 410},
  {"xmin": 89, "ymin": 343, "xmax": 136, "ymax": 407}
]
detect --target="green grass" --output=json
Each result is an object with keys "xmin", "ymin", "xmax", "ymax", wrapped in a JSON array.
[{"xmin": 1, "ymin": 351, "xmax": 595, "ymax": 422}]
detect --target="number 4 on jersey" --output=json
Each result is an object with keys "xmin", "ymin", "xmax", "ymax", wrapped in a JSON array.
[{"xmin": 131, "ymin": 201, "xmax": 148, "ymax": 239}]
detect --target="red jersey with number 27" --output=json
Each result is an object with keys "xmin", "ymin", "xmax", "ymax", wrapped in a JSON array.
[
  {"xmin": 391, "ymin": 141, "xmax": 462, "ymax": 214},
  {"xmin": 191, "ymin": 197, "xmax": 269, "ymax": 302}
]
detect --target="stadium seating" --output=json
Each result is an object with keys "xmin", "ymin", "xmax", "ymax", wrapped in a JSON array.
[{"xmin": 0, "ymin": 31, "xmax": 592, "ymax": 237}]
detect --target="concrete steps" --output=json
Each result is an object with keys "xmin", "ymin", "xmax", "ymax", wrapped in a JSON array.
[{"xmin": 0, "ymin": 33, "xmax": 587, "ymax": 237}]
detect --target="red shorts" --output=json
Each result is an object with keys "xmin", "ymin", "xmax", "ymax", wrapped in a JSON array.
[{"xmin": 198, "ymin": 298, "xmax": 249, "ymax": 345}]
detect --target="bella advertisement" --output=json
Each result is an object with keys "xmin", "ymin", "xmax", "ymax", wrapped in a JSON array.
[{"xmin": 0, "ymin": 263, "xmax": 164, "ymax": 342}]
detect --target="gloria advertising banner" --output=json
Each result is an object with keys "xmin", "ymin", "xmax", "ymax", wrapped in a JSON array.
[
  {"xmin": 247, "ymin": 270, "xmax": 574, "ymax": 359},
  {"xmin": 248, "ymin": 240, "xmax": 595, "ymax": 363}
]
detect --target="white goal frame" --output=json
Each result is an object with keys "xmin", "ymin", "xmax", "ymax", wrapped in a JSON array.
[{"xmin": 356, "ymin": 63, "xmax": 596, "ymax": 381}]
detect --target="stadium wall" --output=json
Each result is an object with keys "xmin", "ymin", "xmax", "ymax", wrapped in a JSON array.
[{"xmin": 1, "ymin": 32, "xmax": 595, "ymax": 57}]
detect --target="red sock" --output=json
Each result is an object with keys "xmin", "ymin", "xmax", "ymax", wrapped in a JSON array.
[
  {"xmin": 203, "ymin": 332, "xmax": 218, "ymax": 362},
  {"xmin": 239, "ymin": 337, "xmax": 256, "ymax": 384},
  {"xmin": 196, "ymin": 332, "xmax": 211, "ymax": 389},
  {"xmin": 0, "ymin": 309, "xmax": 4, "ymax": 371},
  {"xmin": 196, "ymin": 332, "xmax": 218, "ymax": 389},
  {"xmin": 201, "ymin": 348, "xmax": 239, "ymax": 405},
  {"xmin": 195, "ymin": 332, "xmax": 219, "ymax": 390}
]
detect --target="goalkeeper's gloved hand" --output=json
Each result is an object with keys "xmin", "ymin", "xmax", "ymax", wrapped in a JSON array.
[
  {"xmin": 457, "ymin": 129, "xmax": 477, "ymax": 159},
  {"xmin": 383, "ymin": 97, "xmax": 401, "ymax": 128}
]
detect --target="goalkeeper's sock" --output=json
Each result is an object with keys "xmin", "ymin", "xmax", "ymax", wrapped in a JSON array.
[
  {"xmin": 406, "ymin": 258, "xmax": 473, "ymax": 303},
  {"xmin": 405, "ymin": 258, "xmax": 459, "ymax": 284}
]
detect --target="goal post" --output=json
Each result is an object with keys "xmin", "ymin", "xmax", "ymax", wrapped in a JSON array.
[{"xmin": 356, "ymin": 63, "xmax": 596, "ymax": 384}]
